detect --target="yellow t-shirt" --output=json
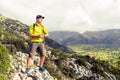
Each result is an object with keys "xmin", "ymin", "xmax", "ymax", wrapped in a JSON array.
[{"xmin": 29, "ymin": 23, "xmax": 48, "ymax": 42}]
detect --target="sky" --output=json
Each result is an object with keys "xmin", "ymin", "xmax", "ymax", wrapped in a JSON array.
[{"xmin": 0, "ymin": 0, "xmax": 120, "ymax": 32}]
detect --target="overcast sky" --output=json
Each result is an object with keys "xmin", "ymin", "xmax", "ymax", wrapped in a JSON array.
[{"xmin": 0, "ymin": 0, "xmax": 120, "ymax": 32}]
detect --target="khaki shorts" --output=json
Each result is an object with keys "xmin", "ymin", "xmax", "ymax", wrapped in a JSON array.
[{"xmin": 29, "ymin": 43, "xmax": 46, "ymax": 57}]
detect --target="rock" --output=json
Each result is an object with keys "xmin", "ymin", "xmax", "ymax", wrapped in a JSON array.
[
  {"xmin": 67, "ymin": 59, "xmax": 117, "ymax": 80},
  {"xmin": 69, "ymin": 61, "xmax": 78, "ymax": 71},
  {"xmin": 9, "ymin": 52, "xmax": 55, "ymax": 80},
  {"xmin": 13, "ymin": 73, "xmax": 21, "ymax": 80},
  {"xmin": 9, "ymin": 51, "xmax": 117, "ymax": 80},
  {"xmin": 104, "ymin": 72, "xmax": 116, "ymax": 80},
  {"xmin": 86, "ymin": 62, "xmax": 93, "ymax": 69},
  {"xmin": 46, "ymin": 50, "xmax": 52, "ymax": 57}
]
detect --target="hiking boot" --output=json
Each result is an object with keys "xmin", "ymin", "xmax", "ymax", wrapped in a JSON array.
[
  {"xmin": 39, "ymin": 67, "xmax": 45, "ymax": 72},
  {"xmin": 25, "ymin": 68, "xmax": 30, "ymax": 73}
]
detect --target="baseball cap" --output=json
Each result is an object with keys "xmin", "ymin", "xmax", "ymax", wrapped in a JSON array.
[{"xmin": 36, "ymin": 15, "xmax": 44, "ymax": 19}]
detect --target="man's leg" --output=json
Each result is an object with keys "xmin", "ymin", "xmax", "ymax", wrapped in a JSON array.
[
  {"xmin": 25, "ymin": 43, "xmax": 37, "ymax": 72},
  {"xmin": 38, "ymin": 43, "xmax": 46, "ymax": 72},
  {"xmin": 26, "ymin": 53, "xmax": 33, "ymax": 73},
  {"xmin": 39, "ymin": 55, "xmax": 45, "ymax": 67},
  {"xmin": 25, "ymin": 56, "xmax": 32, "ymax": 73},
  {"xmin": 27, "ymin": 56, "xmax": 32, "ymax": 68}
]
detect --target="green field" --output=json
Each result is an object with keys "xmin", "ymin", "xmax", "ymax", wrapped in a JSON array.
[{"xmin": 69, "ymin": 44, "xmax": 120, "ymax": 69}]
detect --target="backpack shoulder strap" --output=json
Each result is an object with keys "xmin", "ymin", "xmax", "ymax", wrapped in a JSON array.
[
  {"xmin": 33, "ymin": 23, "xmax": 35, "ymax": 34},
  {"xmin": 32, "ymin": 23, "xmax": 44, "ymax": 34}
]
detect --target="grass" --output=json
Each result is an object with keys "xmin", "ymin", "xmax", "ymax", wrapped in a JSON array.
[{"xmin": 69, "ymin": 44, "xmax": 120, "ymax": 69}]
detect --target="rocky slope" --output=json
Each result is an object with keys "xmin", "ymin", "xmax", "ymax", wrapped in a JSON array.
[
  {"xmin": 9, "ymin": 52, "xmax": 55, "ymax": 80},
  {"xmin": 8, "ymin": 51, "xmax": 117, "ymax": 80}
]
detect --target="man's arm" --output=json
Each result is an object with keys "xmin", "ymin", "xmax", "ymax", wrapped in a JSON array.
[
  {"xmin": 29, "ymin": 34, "xmax": 40, "ymax": 37},
  {"xmin": 39, "ymin": 33, "xmax": 49, "ymax": 38},
  {"xmin": 29, "ymin": 33, "xmax": 49, "ymax": 38}
]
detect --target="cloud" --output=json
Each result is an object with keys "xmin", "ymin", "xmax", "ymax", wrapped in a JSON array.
[{"xmin": 0, "ymin": 0, "xmax": 120, "ymax": 32}]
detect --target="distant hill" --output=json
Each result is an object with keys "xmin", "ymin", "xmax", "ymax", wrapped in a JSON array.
[
  {"xmin": 49, "ymin": 31, "xmax": 88, "ymax": 45},
  {"xmin": 83, "ymin": 29, "xmax": 120, "ymax": 44},
  {"xmin": 49, "ymin": 31, "xmax": 80, "ymax": 44},
  {"xmin": 61, "ymin": 33, "xmax": 88, "ymax": 45},
  {"xmin": 50, "ymin": 29, "xmax": 120, "ymax": 46}
]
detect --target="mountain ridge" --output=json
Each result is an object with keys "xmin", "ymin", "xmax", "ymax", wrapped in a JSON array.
[{"xmin": 49, "ymin": 29, "xmax": 120, "ymax": 45}]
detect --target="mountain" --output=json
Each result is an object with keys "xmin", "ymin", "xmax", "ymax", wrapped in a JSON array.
[
  {"xmin": 83, "ymin": 29, "xmax": 120, "ymax": 44},
  {"xmin": 45, "ymin": 37, "xmax": 74, "ymax": 53},
  {"xmin": 62, "ymin": 34, "xmax": 88, "ymax": 45},
  {"xmin": 49, "ymin": 31, "xmax": 88, "ymax": 45},
  {"xmin": 50, "ymin": 29, "xmax": 120, "ymax": 46},
  {"xmin": 49, "ymin": 31, "xmax": 80, "ymax": 44}
]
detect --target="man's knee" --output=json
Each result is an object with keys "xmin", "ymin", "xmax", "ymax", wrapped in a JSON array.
[
  {"xmin": 40, "ymin": 54, "xmax": 46, "ymax": 57},
  {"xmin": 29, "ymin": 54, "xmax": 32, "ymax": 58}
]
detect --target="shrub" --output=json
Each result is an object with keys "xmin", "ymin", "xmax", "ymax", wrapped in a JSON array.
[
  {"xmin": 91, "ymin": 62, "xmax": 104, "ymax": 75},
  {"xmin": 44, "ymin": 57, "xmax": 62, "ymax": 80},
  {"xmin": 75, "ymin": 58, "xmax": 86, "ymax": 66},
  {"xmin": 62, "ymin": 67, "xmax": 76, "ymax": 78},
  {"xmin": 77, "ymin": 77, "xmax": 87, "ymax": 80},
  {"xmin": 0, "ymin": 73, "xmax": 8, "ymax": 80},
  {"xmin": 59, "ymin": 52, "xmax": 70, "ymax": 60},
  {"xmin": 3, "ymin": 38, "xmax": 28, "ymax": 52},
  {"xmin": 0, "ymin": 43, "xmax": 10, "ymax": 74}
]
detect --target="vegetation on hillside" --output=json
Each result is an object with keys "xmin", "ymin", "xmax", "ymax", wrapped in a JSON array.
[
  {"xmin": 44, "ymin": 48, "xmax": 75, "ymax": 79},
  {"xmin": 69, "ymin": 44, "xmax": 120, "ymax": 79},
  {"xmin": 0, "ymin": 43, "xmax": 11, "ymax": 80}
]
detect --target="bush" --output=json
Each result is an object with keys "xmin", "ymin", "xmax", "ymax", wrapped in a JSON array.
[
  {"xmin": 75, "ymin": 58, "xmax": 86, "ymax": 66},
  {"xmin": 59, "ymin": 52, "xmax": 70, "ymax": 60},
  {"xmin": 44, "ymin": 57, "xmax": 62, "ymax": 80},
  {"xmin": 62, "ymin": 67, "xmax": 76, "ymax": 78},
  {"xmin": 77, "ymin": 77, "xmax": 87, "ymax": 80},
  {"xmin": 3, "ymin": 38, "xmax": 28, "ymax": 53},
  {"xmin": 0, "ymin": 73, "xmax": 8, "ymax": 80},
  {"xmin": 0, "ymin": 43, "xmax": 10, "ymax": 74},
  {"xmin": 107, "ymin": 66, "xmax": 120, "ymax": 80}
]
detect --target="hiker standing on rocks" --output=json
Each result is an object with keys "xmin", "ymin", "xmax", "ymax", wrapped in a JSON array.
[{"xmin": 26, "ymin": 15, "xmax": 49, "ymax": 73}]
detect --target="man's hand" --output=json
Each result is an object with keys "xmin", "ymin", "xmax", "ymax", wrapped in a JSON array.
[
  {"xmin": 39, "ymin": 34, "xmax": 48, "ymax": 38},
  {"xmin": 39, "ymin": 34, "xmax": 49, "ymax": 38},
  {"xmin": 39, "ymin": 34, "xmax": 45, "ymax": 38}
]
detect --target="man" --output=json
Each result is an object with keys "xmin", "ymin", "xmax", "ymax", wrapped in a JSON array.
[{"xmin": 25, "ymin": 15, "xmax": 49, "ymax": 73}]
